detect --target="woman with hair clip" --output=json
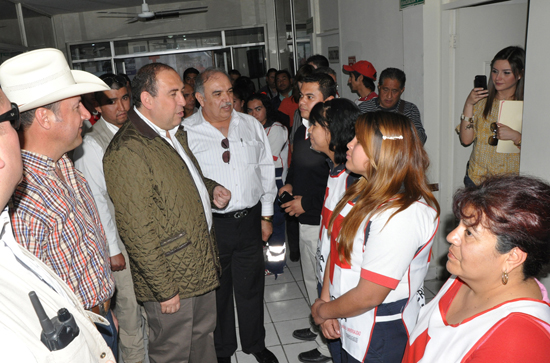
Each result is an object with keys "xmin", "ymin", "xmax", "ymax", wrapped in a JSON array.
[
  {"xmin": 311, "ymin": 111, "xmax": 440, "ymax": 363},
  {"xmin": 458, "ymin": 46, "xmax": 525, "ymax": 187},
  {"xmin": 295, "ymin": 98, "xmax": 359, "ymax": 363}
]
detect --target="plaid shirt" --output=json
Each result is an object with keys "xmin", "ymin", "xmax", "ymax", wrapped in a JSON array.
[{"xmin": 9, "ymin": 150, "xmax": 114, "ymax": 309}]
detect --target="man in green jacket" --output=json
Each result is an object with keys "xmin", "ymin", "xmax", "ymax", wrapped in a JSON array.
[{"xmin": 104, "ymin": 63, "xmax": 231, "ymax": 363}]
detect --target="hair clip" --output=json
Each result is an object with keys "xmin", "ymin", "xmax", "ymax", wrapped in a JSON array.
[{"xmin": 382, "ymin": 135, "xmax": 403, "ymax": 140}]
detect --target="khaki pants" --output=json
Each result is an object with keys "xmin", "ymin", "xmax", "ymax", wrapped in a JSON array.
[
  {"xmin": 299, "ymin": 223, "xmax": 331, "ymax": 357},
  {"xmin": 143, "ymin": 290, "xmax": 217, "ymax": 363},
  {"xmin": 113, "ymin": 247, "xmax": 145, "ymax": 363}
]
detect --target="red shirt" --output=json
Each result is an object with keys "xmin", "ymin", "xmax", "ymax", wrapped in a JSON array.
[{"xmin": 278, "ymin": 97, "xmax": 298, "ymax": 126}]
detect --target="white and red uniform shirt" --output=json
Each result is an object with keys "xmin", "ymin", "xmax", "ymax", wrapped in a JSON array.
[
  {"xmin": 329, "ymin": 198, "xmax": 439, "ymax": 362},
  {"xmin": 265, "ymin": 121, "xmax": 289, "ymax": 183},
  {"xmin": 403, "ymin": 276, "xmax": 550, "ymax": 363},
  {"xmin": 315, "ymin": 163, "xmax": 357, "ymax": 283}
]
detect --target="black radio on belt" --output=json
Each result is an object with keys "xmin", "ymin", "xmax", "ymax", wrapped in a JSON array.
[{"xmin": 29, "ymin": 291, "xmax": 80, "ymax": 351}]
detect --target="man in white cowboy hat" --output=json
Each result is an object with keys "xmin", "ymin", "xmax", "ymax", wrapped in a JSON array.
[
  {"xmin": 0, "ymin": 88, "xmax": 116, "ymax": 363},
  {"xmin": 0, "ymin": 48, "xmax": 118, "ymax": 358}
]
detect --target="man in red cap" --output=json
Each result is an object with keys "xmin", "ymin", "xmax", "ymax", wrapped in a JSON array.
[{"xmin": 343, "ymin": 60, "xmax": 377, "ymax": 105}]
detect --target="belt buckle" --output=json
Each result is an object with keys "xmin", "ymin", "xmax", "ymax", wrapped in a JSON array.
[
  {"xmin": 234, "ymin": 210, "xmax": 248, "ymax": 219},
  {"xmin": 98, "ymin": 301, "xmax": 107, "ymax": 316}
]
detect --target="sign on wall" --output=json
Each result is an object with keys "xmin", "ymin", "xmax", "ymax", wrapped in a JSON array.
[
  {"xmin": 328, "ymin": 46, "xmax": 339, "ymax": 63},
  {"xmin": 400, "ymin": 0, "xmax": 424, "ymax": 10}
]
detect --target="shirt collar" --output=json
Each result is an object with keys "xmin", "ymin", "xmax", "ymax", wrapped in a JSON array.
[
  {"xmin": 99, "ymin": 117, "xmax": 121, "ymax": 135},
  {"xmin": 327, "ymin": 158, "xmax": 346, "ymax": 176},
  {"xmin": 375, "ymin": 97, "xmax": 401, "ymax": 111},
  {"xmin": 1, "ymin": 208, "xmax": 20, "ymax": 257},
  {"xmin": 21, "ymin": 150, "xmax": 58, "ymax": 173},
  {"xmin": 134, "ymin": 107, "xmax": 179, "ymax": 138}
]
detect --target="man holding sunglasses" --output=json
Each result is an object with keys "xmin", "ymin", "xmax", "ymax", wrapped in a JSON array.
[
  {"xmin": 104, "ymin": 63, "xmax": 231, "ymax": 363},
  {"xmin": 74, "ymin": 73, "xmax": 145, "ymax": 363},
  {"xmin": 0, "ymin": 48, "xmax": 118, "ymax": 356},
  {"xmin": 184, "ymin": 68, "xmax": 278, "ymax": 363}
]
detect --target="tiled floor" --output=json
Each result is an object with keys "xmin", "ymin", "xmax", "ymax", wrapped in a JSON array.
[{"xmin": 228, "ymin": 257, "xmax": 445, "ymax": 363}]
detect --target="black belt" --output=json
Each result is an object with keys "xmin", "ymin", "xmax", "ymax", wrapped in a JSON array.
[{"xmin": 213, "ymin": 206, "xmax": 253, "ymax": 219}]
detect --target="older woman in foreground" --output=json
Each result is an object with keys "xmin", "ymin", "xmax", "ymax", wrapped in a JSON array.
[{"xmin": 403, "ymin": 175, "xmax": 550, "ymax": 363}]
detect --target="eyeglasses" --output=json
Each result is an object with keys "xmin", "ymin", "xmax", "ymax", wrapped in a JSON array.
[
  {"xmin": 488, "ymin": 122, "xmax": 498, "ymax": 146},
  {"xmin": 0, "ymin": 103, "xmax": 21, "ymax": 131},
  {"xmin": 221, "ymin": 138, "xmax": 230, "ymax": 163}
]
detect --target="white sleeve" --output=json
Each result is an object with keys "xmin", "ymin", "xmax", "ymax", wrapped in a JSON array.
[
  {"xmin": 360, "ymin": 203, "xmax": 436, "ymax": 289},
  {"xmin": 74, "ymin": 138, "xmax": 121, "ymax": 257},
  {"xmin": 267, "ymin": 123, "xmax": 288, "ymax": 157},
  {"xmin": 255, "ymin": 122, "xmax": 277, "ymax": 216}
]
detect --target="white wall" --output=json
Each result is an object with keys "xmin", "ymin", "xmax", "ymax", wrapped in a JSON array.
[{"xmin": 336, "ymin": 0, "xmax": 404, "ymax": 101}]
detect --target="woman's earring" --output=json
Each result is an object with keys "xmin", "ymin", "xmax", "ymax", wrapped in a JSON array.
[{"xmin": 501, "ymin": 270, "xmax": 509, "ymax": 285}]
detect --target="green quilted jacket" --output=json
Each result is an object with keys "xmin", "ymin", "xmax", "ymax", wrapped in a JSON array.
[{"xmin": 104, "ymin": 110, "xmax": 221, "ymax": 303}]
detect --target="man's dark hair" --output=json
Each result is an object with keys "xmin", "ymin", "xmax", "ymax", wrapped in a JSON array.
[
  {"xmin": 378, "ymin": 68, "xmax": 406, "ymax": 89},
  {"xmin": 183, "ymin": 67, "xmax": 199, "ymax": 80},
  {"xmin": 306, "ymin": 54, "xmax": 329, "ymax": 68},
  {"xmin": 132, "ymin": 63, "xmax": 175, "ymax": 108},
  {"xmin": 228, "ymin": 69, "xmax": 241, "ymax": 77},
  {"xmin": 119, "ymin": 73, "xmax": 132, "ymax": 88},
  {"xmin": 275, "ymin": 69, "xmax": 291, "ymax": 81},
  {"xmin": 266, "ymin": 68, "xmax": 277, "ymax": 77},
  {"xmin": 290, "ymin": 64, "xmax": 315, "ymax": 103},
  {"xmin": 352, "ymin": 71, "xmax": 376, "ymax": 91},
  {"xmin": 314, "ymin": 66, "xmax": 336, "ymax": 79},
  {"xmin": 233, "ymin": 76, "xmax": 256, "ymax": 102},
  {"xmin": 19, "ymin": 102, "xmax": 58, "ymax": 130},
  {"xmin": 94, "ymin": 73, "xmax": 126, "ymax": 103},
  {"xmin": 302, "ymin": 73, "xmax": 336, "ymax": 100}
]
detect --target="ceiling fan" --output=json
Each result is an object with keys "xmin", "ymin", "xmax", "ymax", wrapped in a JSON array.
[{"xmin": 97, "ymin": 0, "xmax": 208, "ymax": 23}]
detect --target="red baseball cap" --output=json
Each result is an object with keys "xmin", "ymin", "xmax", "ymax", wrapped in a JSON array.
[{"xmin": 343, "ymin": 61, "xmax": 377, "ymax": 81}]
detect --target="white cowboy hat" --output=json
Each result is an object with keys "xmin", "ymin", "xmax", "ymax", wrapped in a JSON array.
[{"xmin": 0, "ymin": 48, "xmax": 110, "ymax": 112}]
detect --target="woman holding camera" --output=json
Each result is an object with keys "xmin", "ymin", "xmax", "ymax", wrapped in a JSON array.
[{"xmin": 457, "ymin": 46, "xmax": 524, "ymax": 187}]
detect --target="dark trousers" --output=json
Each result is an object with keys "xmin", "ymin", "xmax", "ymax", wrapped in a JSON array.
[
  {"xmin": 213, "ymin": 203, "xmax": 266, "ymax": 357},
  {"xmin": 286, "ymin": 215, "xmax": 300, "ymax": 257},
  {"xmin": 270, "ymin": 168, "xmax": 286, "ymax": 246}
]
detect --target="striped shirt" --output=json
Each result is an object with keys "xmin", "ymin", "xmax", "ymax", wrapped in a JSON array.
[
  {"xmin": 9, "ymin": 150, "xmax": 114, "ymax": 309},
  {"xmin": 358, "ymin": 97, "xmax": 427, "ymax": 144},
  {"xmin": 183, "ymin": 109, "xmax": 277, "ymax": 216}
]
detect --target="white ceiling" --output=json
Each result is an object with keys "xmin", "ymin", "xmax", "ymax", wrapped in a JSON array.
[{"xmin": 16, "ymin": 0, "xmax": 194, "ymax": 16}]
